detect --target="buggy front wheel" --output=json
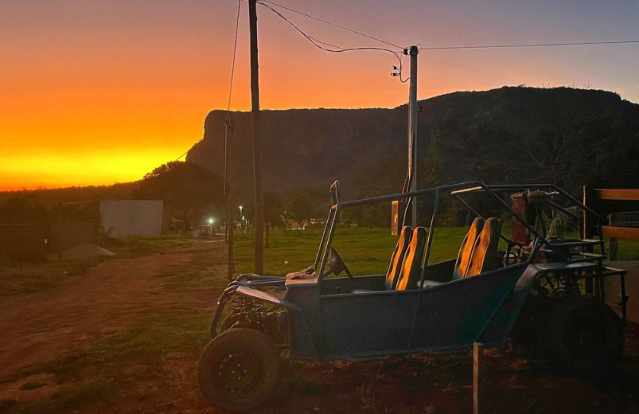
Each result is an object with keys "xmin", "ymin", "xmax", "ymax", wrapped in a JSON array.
[{"xmin": 198, "ymin": 328, "xmax": 280, "ymax": 412}]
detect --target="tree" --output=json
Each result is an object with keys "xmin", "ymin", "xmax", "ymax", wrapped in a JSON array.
[
  {"xmin": 143, "ymin": 161, "xmax": 182, "ymax": 180},
  {"xmin": 135, "ymin": 161, "xmax": 224, "ymax": 230},
  {"xmin": 287, "ymin": 195, "xmax": 314, "ymax": 229},
  {"xmin": 0, "ymin": 197, "xmax": 50, "ymax": 224},
  {"xmin": 243, "ymin": 192, "xmax": 285, "ymax": 247},
  {"xmin": 263, "ymin": 193, "xmax": 285, "ymax": 247},
  {"xmin": 339, "ymin": 191, "xmax": 388, "ymax": 227}
]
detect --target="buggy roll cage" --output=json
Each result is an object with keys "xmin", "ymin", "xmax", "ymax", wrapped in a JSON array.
[
  {"xmin": 314, "ymin": 181, "xmax": 604, "ymax": 284},
  {"xmin": 210, "ymin": 180, "xmax": 607, "ymax": 340}
]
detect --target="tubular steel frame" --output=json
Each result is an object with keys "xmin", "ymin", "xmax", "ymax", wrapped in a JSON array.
[{"xmin": 314, "ymin": 181, "xmax": 603, "ymax": 282}]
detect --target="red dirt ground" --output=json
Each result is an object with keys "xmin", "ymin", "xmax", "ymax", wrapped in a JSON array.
[
  {"xmin": 0, "ymin": 242, "xmax": 216, "ymax": 381},
  {"xmin": 1, "ymin": 240, "xmax": 638, "ymax": 414}
]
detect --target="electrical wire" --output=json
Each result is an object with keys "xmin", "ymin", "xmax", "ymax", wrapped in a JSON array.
[
  {"xmin": 165, "ymin": 0, "xmax": 244, "ymax": 174},
  {"xmin": 256, "ymin": 1, "xmax": 410, "ymax": 82},
  {"xmin": 257, "ymin": 0, "xmax": 403, "ymax": 50},
  {"xmin": 255, "ymin": 1, "xmax": 639, "ymax": 53},
  {"xmin": 420, "ymin": 39, "xmax": 639, "ymax": 51},
  {"xmin": 255, "ymin": 1, "xmax": 639, "ymax": 85},
  {"xmin": 227, "ymin": 0, "xmax": 242, "ymax": 115},
  {"xmin": 224, "ymin": 0, "xmax": 242, "ymax": 192}
]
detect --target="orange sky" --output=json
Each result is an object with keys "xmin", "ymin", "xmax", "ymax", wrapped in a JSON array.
[{"xmin": 2, "ymin": 0, "xmax": 638, "ymax": 190}]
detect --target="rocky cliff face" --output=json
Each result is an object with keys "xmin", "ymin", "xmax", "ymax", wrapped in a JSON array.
[{"xmin": 187, "ymin": 87, "xmax": 639, "ymax": 200}]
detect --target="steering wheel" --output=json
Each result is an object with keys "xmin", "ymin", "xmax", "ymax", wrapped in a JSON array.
[{"xmin": 322, "ymin": 247, "xmax": 354, "ymax": 279}]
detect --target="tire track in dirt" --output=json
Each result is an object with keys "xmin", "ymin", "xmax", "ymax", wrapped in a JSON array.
[{"xmin": 0, "ymin": 241, "xmax": 223, "ymax": 382}]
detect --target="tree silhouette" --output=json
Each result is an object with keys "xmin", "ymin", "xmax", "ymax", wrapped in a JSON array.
[
  {"xmin": 243, "ymin": 192, "xmax": 285, "ymax": 247},
  {"xmin": 135, "ymin": 161, "xmax": 224, "ymax": 230}
]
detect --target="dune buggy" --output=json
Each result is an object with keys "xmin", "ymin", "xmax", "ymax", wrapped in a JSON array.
[{"xmin": 199, "ymin": 181, "xmax": 628, "ymax": 412}]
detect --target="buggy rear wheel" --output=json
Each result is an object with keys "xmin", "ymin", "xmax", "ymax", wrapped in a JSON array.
[
  {"xmin": 198, "ymin": 328, "xmax": 280, "ymax": 412},
  {"xmin": 544, "ymin": 297, "xmax": 624, "ymax": 378}
]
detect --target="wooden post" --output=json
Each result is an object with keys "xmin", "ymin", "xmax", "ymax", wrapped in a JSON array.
[
  {"xmin": 473, "ymin": 342, "xmax": 483, "ymax": 414},
  {"xmin": 225, "ymin": 117, "xmax": 235, "ymax": 281},
  {"xmin": 248, "ymin": 0, "xmax": 264, "ymax": 274},
  {"xmin": 582, "ymin": 185, "xmax": 594, "ymax": 294},
  {"xmin": 407, "ymin": 46, "xmax": 419, "ymax": 227}
]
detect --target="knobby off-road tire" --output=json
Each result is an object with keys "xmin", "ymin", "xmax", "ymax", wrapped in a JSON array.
[
  {"xmin": 511, "ymin": 294, "xmax": 552, "ymax": 357},
  {"xmin": 543, "ymin": 296, "xmax": 624, "ymax": 379},
  {"xmin": 198, "ymin": 328, "xmax": 280, "ymax": 412}
]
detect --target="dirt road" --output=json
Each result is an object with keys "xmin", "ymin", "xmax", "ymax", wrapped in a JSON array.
[{"xmin": 0, "ymin": 241, "xmax": 221, "ymax": 381}]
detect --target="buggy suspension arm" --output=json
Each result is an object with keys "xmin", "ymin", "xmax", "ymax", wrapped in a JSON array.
[{"xmin": 210, "ymin": 283, "xmax": 300, "ymax": 338}]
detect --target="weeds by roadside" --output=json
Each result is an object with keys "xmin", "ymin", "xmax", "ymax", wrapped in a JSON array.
[
  {"xmin": 1, "ymin": 309, "xmax": 211, "ymax": 414},
  {"xmin": 0, "ymin": 259, "xmax": 100, "ymax": 299},
  {"xmin": 0, "ymin": 235, "xmax": 200, "ymax": 298}
]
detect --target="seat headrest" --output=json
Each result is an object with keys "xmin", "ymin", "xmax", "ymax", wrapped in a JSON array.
[
  {"xmin": 385, "ymin": 226, "xmax": 413, "ymax": 289},
  {"xmin": 453, "ymin": 217, "xmax": 485, "ymax": 280},
  {"xmin": 395, "ymin": 227, "xmax": 427, "ymax": 291},
  {"xmin": 465, "ymin": 217, "xmax": 501, "ymax": 278}
]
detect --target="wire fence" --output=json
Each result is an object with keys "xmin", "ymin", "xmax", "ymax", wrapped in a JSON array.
[{"xmin": 609, "ymin": 211, "xmax": 639, "ymax": 260}]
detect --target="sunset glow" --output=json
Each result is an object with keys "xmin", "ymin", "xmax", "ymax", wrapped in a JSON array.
[{"xmin": 2, "ymin": 0, "xmax": 639, "ymax": 190}]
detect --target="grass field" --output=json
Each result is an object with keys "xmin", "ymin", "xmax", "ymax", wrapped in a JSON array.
[{"xmin": 234, "ymin": 227, "xmax": 468, "ymax": 276}]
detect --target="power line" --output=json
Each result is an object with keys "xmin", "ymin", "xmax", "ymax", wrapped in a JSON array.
[
  {"xmin": 420, "ymin": 39, "xmax": 639, "ymax": 51},
  {"xmin": 227, "ymin": 0, "xmax": 242, "ymax": 114},
  {"xmin": 257, "ymin": 0, "xmax": 403, "ymax": 50},
  {"xmin": 175, "ymin": 150, "xmax": 190, "ymax": 161},
  {"xmin": 256, "ymin": 2, "xmax": 400, "ymax": 56},
  {"xmin": 256, "ymin": 1, "xmax": 410, "ymax": 82},
  {"xmin": 164, "ymin": 0, "xmax": 244, "ymax": 172},
  {"xmin": 256, "ymin": 0, "xmax": 639, "ymax": 53},
  {"xmin": 255, "ymin": 0, "xmax": 639, "ymax": 88}
]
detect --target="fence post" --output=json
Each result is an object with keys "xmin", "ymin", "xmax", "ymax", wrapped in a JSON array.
[
  {"xmin": 582, "ymin": 185, "xmax": 595, "ymax": 294},
  {"xmin": 473, "ymin": 342, "xmax": 483, "ymax": 414}
]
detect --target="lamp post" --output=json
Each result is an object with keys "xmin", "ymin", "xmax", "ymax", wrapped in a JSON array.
[{"xmin": 239, "ymin": 206, "xmax": 243, "ymax": 231}]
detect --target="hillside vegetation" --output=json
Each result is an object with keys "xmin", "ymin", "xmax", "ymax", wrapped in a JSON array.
[{"xmin": 188, "ymin": 86, "xmax": 639, "ymax": 202}]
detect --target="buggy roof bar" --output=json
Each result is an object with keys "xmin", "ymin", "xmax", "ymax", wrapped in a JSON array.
[
  {"xmin": 331, "ymin": 181, "xmax": 599, "ymax": 219},
  {"xmin": 335, "ymin": 181, "xmax": 486, "ymax": 208},
  {"xmin": 454, "ymin": 184, "xmax": 600, "ymax": 218}
]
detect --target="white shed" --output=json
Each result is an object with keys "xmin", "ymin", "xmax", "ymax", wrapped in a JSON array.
[{"xmin": 100, "ymin": 200, "xmax": 164, "ymax": 237}]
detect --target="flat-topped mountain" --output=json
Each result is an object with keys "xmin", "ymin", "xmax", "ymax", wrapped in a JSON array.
[{"xmin": 188, "ymin": 86, "xmax": 639, "ymax": 200}]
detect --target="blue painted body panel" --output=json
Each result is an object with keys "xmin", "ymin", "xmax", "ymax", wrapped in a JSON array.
[
  {"xmin": 224, "ymin": 262, "xmax": 537, "ymax": 361},
  {"xmin": 316, "ymin": 263, "xmax": 529, "ymax": 359}
]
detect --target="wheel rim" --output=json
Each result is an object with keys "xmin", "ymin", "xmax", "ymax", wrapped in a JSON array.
[{"xmin": 215, "ymin": 351, "xmax": 263, "ymax": 394}]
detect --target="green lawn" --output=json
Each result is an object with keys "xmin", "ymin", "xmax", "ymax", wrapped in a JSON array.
[{"xmin": 233, "ymin": 227, "xmax": 468, "ymax": 276}]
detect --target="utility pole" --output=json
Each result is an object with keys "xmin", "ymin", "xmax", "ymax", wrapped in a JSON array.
[
  {"xmin": 407, "ymin": 46, "xmax": 419, "ymax": 227},
  {"xmin": 224, "ymin": 116, "xmax": 235, "ymax": 281},
  {"xmin": 248, "ymin": 0, "xmax": 264, "ymax": 274}
]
